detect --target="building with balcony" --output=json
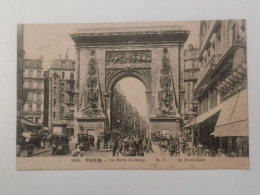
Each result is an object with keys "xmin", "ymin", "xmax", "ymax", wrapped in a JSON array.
[
  {"xmin": 183, "ymin": 44, "xmax": 200, "ymax": 114},
  {"xmin": 44, "ymin": 55, "xmax": 75, "ymax": 137},
  {"xmin": 17, "ymin": 24, "xmax": 26, "ymax": 136},
  {"xmin": 23, "ymin": 58, "xmax": 44, "ymax": 124},
  {"xmin": 192, "ymin": 19, "xmax": 248, "ymax": 157}
]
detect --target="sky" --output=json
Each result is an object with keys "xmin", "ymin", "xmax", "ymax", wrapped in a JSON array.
[
  {"xmin": 24, "ymin": 21, "xmax": 200, "ymax": 69},
  {"xmin": 23, "ymin": 21, "xmax": 200, "ymax": 116}
]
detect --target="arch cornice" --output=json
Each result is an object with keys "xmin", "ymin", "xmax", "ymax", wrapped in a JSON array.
[{"xmin": 106, "ymin": 67, "xmax": 151, "ymax": 93}]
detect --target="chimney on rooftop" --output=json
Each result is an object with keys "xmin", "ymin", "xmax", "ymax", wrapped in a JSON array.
[
  {"xmin": 65, "ymin": 48, "xmax": 69, "ymax": 60},
  {"xmin": 188, "ymin": 44, "xmax": 194, "ymax": 51}
]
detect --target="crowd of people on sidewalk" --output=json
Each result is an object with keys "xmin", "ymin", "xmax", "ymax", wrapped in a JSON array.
[
  {"xmin": 110, "ymin": 134, "xmax": 154, "ymax": 157},
  {"xmin": 180, "ymin": 138, "xmax": 236, "ymax": 157},
  {"xmin": 16, "ymin": 133, "xmax": 48, "ymax": 157}
]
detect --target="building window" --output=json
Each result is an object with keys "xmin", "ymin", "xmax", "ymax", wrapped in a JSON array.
[
  {"xmin": 62, "ymin": 72, "xmax": 65, "ymax": 79},
  {"xmin": 70, "ymin": 83, "xmax": 74, "ymax": 91},
  {"xmin": 37, "ymin": 81, "xmax": 41, "ymax": 89},
  {"xmin": 25, "ymin": 61, "xmax": 30, "ymax": 67},
  {"xmin": 28, "ymin": 103, "xmax": 32, "ymax": 112},
  {"xmin": 53, "ymin": 112, "xmax": 56, "ymax": 120},
  {"xmin": 61, "ymin": 83, "xmax": 65, "ymax": 90},
  {"xmin": 29, "ymin": 70, "xmax": 33, "ymax": 77},
  {"xmin": 61, "ymin": 94, "xmax": 65, "ymax": 102},
  {"xmin": 70, "ymin": 72, "xmax": 74, "ymax": 80},
  {"xmin": 36, "ymin": 104, "xmax": 41, "ymax": 112},
  {"xmin": 69, "ymin": 94, "xmax": 74, "ymax": 103},
  {"xmin": 194, "ymin": 71, "xmax": 198, "ymax": 80},
  {"xmin": 61, "ymin": 106, "xmax": 64, "ymax": 116},
  {"xmin": 193, "ymin": 61, "xmax": 198, "ymax": 69},
  {"xmin": 35, "ymin": 118, "xmax": 40, "ymax": 123},
  {"xmin": 53, "ymin": 99, "xmax": 56, "ymax": 106},
  {"xmin": 37, "ymin": 71, "xmax": 41, "ymax": 78},
  {"xmin": 69, "ymin": 110, "xmax": 74, "ymax": 118},
  {"xmin": 28, "ymin": 92, "xmax": 33, "ymax": 101},
  {"xmin": 61, "ymin": 62, "xmax": 66, "ymax": 69},
  {"xmin": 29, "ymin": 80, "xmax": 33, "ymax": 88},
  {"xmin": 37, "ymin": 92, "xmax": 41, "ymax": 101},
  {"xmin": 54, "ymin": 86, "xmax": 57, "ymax": 94}
]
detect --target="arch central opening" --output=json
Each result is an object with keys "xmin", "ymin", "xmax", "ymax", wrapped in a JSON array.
[{"xmin": 111, "ymin": 77, "xmax": 148, "ymax": 136}]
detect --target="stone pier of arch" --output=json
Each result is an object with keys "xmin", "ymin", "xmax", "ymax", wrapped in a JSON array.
[{"xmin": 70, "ymin": 26, "xmax": 189, "ymax": 140}]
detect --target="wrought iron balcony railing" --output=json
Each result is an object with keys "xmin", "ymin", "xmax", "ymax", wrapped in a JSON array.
[{"xmin": 196, "ymin": 54, "xmax": 223, "ymax": 86}]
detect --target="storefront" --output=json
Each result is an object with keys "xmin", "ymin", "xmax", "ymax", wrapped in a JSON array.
[
  {"xmin": 20, "ymin": 118, "xmax": 41, "ymax": 133},
  {"xmin": 211, "ymin": 88, "xmax": 249, "ymax": 157},
  {"xmin": 183, "ymin": 88, "xmax": 249, "ymax": 157}
]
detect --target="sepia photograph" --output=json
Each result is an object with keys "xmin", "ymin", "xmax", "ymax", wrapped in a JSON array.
[{"xmin": 16, "ymin": 20, "xmax": 249, "ymax": 170}]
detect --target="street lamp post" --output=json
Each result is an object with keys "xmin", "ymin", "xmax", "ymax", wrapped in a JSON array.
[
  {"xmin": 191, "ymin": 101, "xmax": 198, "ymax": 156},
  {"xmin": 176, "ymin": 119, "xmax": 180, "ymax": 145},
  {"xmin": 183, "ymin": 109, "xmax": 197, "ymax": 157},
  {"xmin": 103, "ymin": 93, "xmax": 110, "ymax": 149},
  {"xmin": 190, "ymin": 111, "xmax": 198, "ymax": 157}
]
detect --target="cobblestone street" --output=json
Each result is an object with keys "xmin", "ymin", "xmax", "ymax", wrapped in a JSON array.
[{"xmin": 23, "ymin": 142, "xmax": 185, "ymax": 158}]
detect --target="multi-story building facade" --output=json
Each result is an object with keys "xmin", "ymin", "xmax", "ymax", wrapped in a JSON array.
[
  {"xmin": 183, "ymin": 44, "xmax": 200, "ymax": 114},
  {"xmin": 44, "ymin": 56, "xmax": 75, "ymax": 137},
  {"xmin": 17, "ymin": 24, "xmax": 25, "ymax": 136},
  {"xmin": 23, "ymin": 58, "xmax": 44, "ymax": 124},
  {"xmin": 193, "ymin": 19, "xmax": 248, "ymax": 157}
]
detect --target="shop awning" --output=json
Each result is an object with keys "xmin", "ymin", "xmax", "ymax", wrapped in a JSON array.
[
  {"xmin": 20, "ymin": 118, "xmax": 41, "ymax": 127},
  {"xmin": 196, "ymin": 105, "xmax": 221, "ymax": 124},
  {"xmin": 183, "ymin": 104, "xmax": 221, "ymax": 128},
  {"xmin": 211, "ymin": 120, "xmax": 248, "ymax": 137},
  {"xmin": 211, "ymin": 88, "xmax": 248, "ymax": 137}
]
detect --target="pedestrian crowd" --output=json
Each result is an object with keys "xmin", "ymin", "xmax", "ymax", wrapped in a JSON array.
[
  {"xmin": 16, "ymin": 133, "xmax": 48, "ymax": 157},
  {"xmin": 110, "ymin": 134, "xmax": 154, "ymax": 157}
]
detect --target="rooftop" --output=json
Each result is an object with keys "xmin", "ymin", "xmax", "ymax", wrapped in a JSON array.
[
  {"xmin": 50, "ymin": 59, "xmax": 75, "ymax": 70},
  {"xmin": 24, "ymin": 59, "xmax": 43, "ymax": 69},
  {"xmin": 71, "ymin": 26, "xmax": 190, "ymax": 46},
  {"xmin": 75, "ymin": 26, "xmax": 183, "ymax": 34}
]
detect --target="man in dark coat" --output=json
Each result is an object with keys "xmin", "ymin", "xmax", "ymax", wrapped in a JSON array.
[
  {"xmin": 111, "ymin": 139, "xmax": 118, "ymax": 156},
  {"xmin": 117, "ymin": 138, "xmax": 124, "ymax": 156},
  {"xmin": 97, "ymin": 136, "xmax": 101, "ymax": 150},
  {"xmin": 146, "ymin": 139, "xmax": 154, "ymax": 153},
  {"xmin": 169, "ymin": 142, "xmax": 175, "ymax": 156},
  {"xmin": 27, "ymin": 139, "xmax": 34, "ymax": 157}
]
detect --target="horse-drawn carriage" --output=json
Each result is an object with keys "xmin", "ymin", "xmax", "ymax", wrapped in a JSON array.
[
  {"xmin": 76, "ymin": 133, "xmax": 90, "ymax": 151},
  {"xmin": 158, "ymin": 137, "xmax": 170, "ymax": 151},
  {"xmin": 52, "ymin": 135, "xmax": 70, "ymax": 155}
]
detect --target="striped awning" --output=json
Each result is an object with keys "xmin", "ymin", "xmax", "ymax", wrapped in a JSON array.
[
  {"xmin": 211, "ymin": 88, "xmax": 248, "ymax": 137},
  {"xmin": 211, "ymin": 120, "xmax": 248, "ymax": 137}
]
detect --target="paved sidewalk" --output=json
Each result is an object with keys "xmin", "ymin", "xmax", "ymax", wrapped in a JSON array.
[{"xmin": 20, "ymin": 144, "xmax": 52, "ymax": 157}]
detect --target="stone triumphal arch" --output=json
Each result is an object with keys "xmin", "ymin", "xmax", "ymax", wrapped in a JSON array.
[{"xmin": 70, "ymin": 26, "xmax": 189, "ymax": 140}]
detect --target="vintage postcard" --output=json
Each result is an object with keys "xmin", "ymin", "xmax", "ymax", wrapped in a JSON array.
[{"xmin": 16, "ymin": 20, "xmax": 249, "ymax": 170}]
